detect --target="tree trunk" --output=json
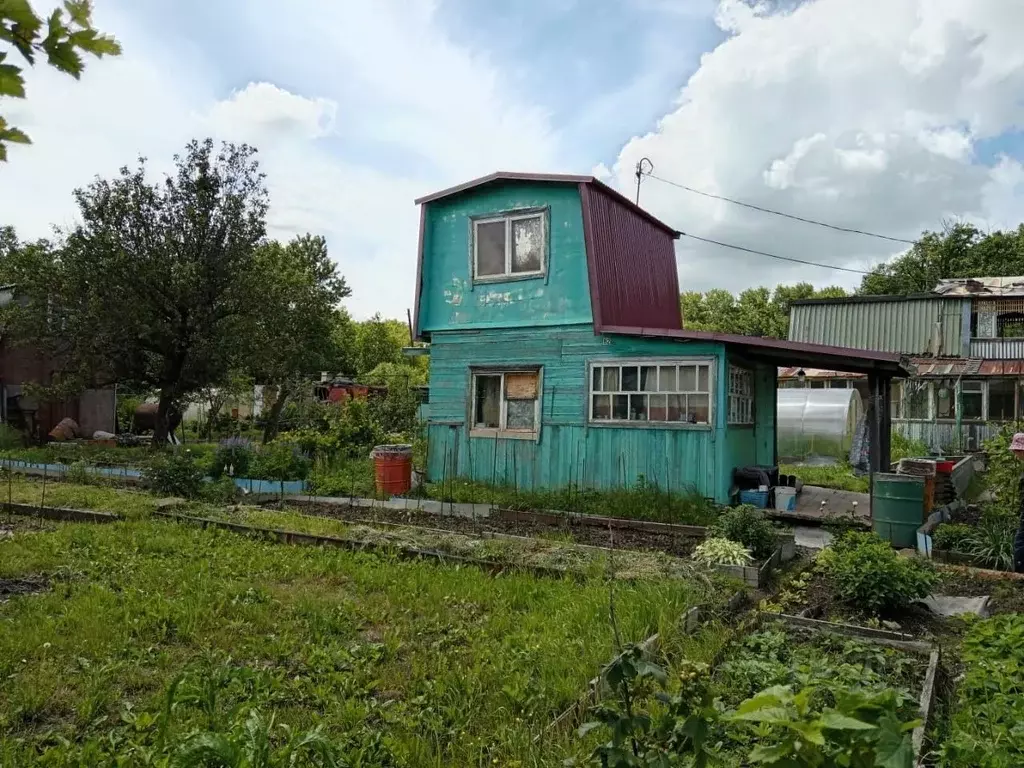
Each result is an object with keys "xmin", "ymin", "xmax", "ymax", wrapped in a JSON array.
[
  {"xmin": 205, "ymin": 397, "xmax": 224, "ymax": 440},
  {"xmin": 154, "ymin": 389, "xmax": 176, "ymax": 445},
  {"xmin": 262, "ymin": 385, "xmax": 290, "ymax": 444}
]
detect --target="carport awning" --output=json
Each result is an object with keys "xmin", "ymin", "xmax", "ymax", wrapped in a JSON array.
[{"xmin": 602, "ymin": 326, "xmax": 912, "ymax": 377}]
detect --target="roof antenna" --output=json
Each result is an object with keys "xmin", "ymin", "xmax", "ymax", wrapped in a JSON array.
[{"xmin": 635, "ymin": 157, "xmax": 653, "ymax": 205}]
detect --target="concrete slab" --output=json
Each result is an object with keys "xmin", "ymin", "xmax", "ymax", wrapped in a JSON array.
[
  {"xmin": 793, "ymin": 526, "xmax": 833, "ymax": 550},
  {"xmin": 919, "ymin": 595, "xmax": 991, "ymax": 617},
  {"xmin": 769, "ymin": 485, "xmax": 870, "ymax": 525}
]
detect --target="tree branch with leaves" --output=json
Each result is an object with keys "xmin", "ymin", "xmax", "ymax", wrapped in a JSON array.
[{"xmin": 0, "ymin": 0, "xmax": 121, "ymax": 160}]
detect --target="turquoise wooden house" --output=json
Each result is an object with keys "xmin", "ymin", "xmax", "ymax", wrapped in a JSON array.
[{"xmin": 412, "ymin": 172, "xmax": 907, "ymax": 503}]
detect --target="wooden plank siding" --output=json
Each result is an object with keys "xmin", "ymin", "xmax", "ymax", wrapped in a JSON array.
[{"xmin": 426, "ymin": 325, "xmax": 747, "ymax": 502}]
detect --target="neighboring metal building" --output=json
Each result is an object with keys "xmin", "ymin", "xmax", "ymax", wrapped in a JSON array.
[{"xmin": 785, "ymin": 279, "xmax": 1024, "ymax": 452}]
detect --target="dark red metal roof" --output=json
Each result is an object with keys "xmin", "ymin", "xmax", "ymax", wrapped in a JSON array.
[
  {"xmin": 579, "ymin": 182, "xmax": 682, "ymax": 332},
  {"xmin": 602, "ymin": 325, "xmax": 911, "ymax": 375}
]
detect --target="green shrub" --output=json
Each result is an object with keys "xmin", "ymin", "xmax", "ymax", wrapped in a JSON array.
[
  {"xmin": 328, "ymin": 398, "xmax": 381, "ymax": 457},
  {"xmin": 200, "ymin": 476, "xmax": 239, "ymax": 505},
  {"xmin": 0, "ymin": 423, "xmax": 22, "ymax": 449},
  {"xmin": 818, "ymin": 531, "xmax": 939, "ymax": 615},
  {"xmin": 143, "ymin": 450, "xmax": 204, "ymax": 498},
  {"xmin": 710, "ymin": 505, "xmax": 778, "ymax": 560},
  {"xmin": 933, "ymin": 522, "xmax": 974, "ymax": 551},
  {"xmin": 210, "ymin": 437, "xmax": 254, "ymax": 479},
  {"xmin": 252, "ymin": 442, "xmax": 311, "ymax": 482},
  {"xmin": 962, "ymin": 511, "xmax": 1016, "ymax": 571},
  {"xmin": 890, "ymin": 431, "xmax": 929, "ymax": 462},
  {"xmin": 982, "ymin": 425, "xmax": 1021, "ymax": 517}
]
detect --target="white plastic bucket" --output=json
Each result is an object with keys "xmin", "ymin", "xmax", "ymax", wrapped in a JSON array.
[{"xmin": 774, "ymin": 486, "xmax": 797, "ymax": 512}]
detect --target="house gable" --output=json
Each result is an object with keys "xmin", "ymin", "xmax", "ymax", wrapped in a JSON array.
[{"xmin": 413, "ymin": 172, "xmax": 682, "ymax": 339}]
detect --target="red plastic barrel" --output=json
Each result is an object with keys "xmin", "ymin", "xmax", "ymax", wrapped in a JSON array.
[{"xmin": 372, "ymin": 445, "xmax": 412, "ymax": 496}]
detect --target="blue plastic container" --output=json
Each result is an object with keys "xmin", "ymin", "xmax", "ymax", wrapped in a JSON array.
[{"xmin": 739, "ymin": 490, "xmax": 769, "ymax": 508}]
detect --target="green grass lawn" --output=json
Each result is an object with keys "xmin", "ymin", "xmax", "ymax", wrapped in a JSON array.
[
  {"xmin": 779, "ymin": 463, "xmax": 870, "ymax": 493},
  {"xmin": 0, "ymin": 514, "xmax": 710, "ymax": 766}
]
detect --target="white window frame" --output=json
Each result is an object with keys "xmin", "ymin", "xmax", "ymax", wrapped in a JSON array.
[
  {"xmin": 470, "ymin": 368, "xmax": 542, "ymax": 440},
  {"xmin": 472, "ymin": 211, "xmax": 547, "ymax": 282},
  {"xmin": 587, "ymin": 358, "xmax": 715, "ymax": 428},
  {"xmin": 728, "ymin": 366, "xmax": 754, "ymax": 425}
]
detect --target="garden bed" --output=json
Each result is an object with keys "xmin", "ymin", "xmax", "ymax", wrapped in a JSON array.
[
  {"xmin": 287, "ymin": 499, "xmax": 707, "ymax": 558},
  {"xmin": 0, "ymin": 515, "xmax": 705, "ymax": 765},
  {"xmin": 570, "ymin": 612, "xmax": 939, "ymax": 766},
  {"xmin": 164, "ymin": 504, "xmax": 723, "ymax": 584}
]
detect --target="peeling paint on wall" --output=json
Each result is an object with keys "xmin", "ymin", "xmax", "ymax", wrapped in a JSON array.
[{"xmin": 443, "ymin": 276, "xmax": 466, "ymax": 306}]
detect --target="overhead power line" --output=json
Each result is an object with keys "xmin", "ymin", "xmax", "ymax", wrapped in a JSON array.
[
  {"xmin": 647, "ymin": 173, "xmax": 916, "ymax": 245},
  {"xmin": 678, "ymin": 231, "xmax": 872, "ymax": 275}
]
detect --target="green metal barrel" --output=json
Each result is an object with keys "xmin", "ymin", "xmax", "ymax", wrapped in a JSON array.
[{"xmin": 871, "ymin": 473, "xmax": 925, "ymax": 548}]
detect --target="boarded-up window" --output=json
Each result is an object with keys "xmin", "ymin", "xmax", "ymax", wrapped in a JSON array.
[
  {"xmin": 471, "ymin": 370, "xmax": 540, "ymax": 435},
  {"xmin": 504, "ymin": 372, "xmax": 538, "ymax": 400}
]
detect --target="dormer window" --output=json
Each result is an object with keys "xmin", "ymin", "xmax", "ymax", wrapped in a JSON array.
[{"xmin": 472, "ymin": 210, "xmax": 546, "ymax": 281}]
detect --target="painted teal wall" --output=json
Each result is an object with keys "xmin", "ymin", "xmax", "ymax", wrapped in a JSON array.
[
  {"xmin": 723, "ymin": 354, "xmax": 777, "ymax": 489},
  {"xmin": 426, "ymin": 325, "xmax": 749, "ymax": 502},
  {"xmin": 418, "ymin": 183, "xmax": 593, "ymax": 334}
]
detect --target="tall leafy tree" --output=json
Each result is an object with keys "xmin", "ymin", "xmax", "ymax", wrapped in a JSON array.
[
  {"xmin": 355, "ymin": 313, "xmax": 407, "ymax": 375},
  {"xmin": 5, "ymin": 138, "xmax": 269, "ymax": 442},
  {"xmin": 247, "ymin": 234, "xmax": 350, "ymax": 443},
  {"xmin": 859, "ymin": 223, "xmax": 1024, "ymax": 295},
  {"xmin": 1, "ymin": 0, "xmax": 121, "ymax": 160}
]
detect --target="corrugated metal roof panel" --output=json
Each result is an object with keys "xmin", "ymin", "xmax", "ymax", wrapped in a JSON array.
[
  {"xmin": 788, "ymin": 297, "xmax": 966, "ymax": 356},
  {"xmin": 580, "ymin": 184, "xmax": 682, "ymax": 331}
]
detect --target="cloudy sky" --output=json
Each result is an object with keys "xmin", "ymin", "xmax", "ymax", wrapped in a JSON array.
[{"xmin": 3, "ymin": 0, "xmax": 1023, "ymax": 319}]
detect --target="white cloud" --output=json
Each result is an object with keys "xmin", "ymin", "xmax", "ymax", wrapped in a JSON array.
[
  {"xmin": 611, "ymin": 0, "xmax": 1024, "ymax": 294},
  {"xmin": 204, "ymin": 83, "xmax": 337, "ymax": 142},
  {"xmin": 0, "ymin": 0, "xmax": 560, "ymax": 320}
]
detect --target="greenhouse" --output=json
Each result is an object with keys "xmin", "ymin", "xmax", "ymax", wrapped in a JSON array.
[{"xmin": 777, "ymin": 387, "xmax": 863, "ymax": 463}]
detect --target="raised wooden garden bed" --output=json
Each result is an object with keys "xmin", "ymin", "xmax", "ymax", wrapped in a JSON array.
[
  {"xmin": 713, "ymin": 546, "xmax": 782, "ymax": 588},
  {"xmin": 1, "ymin": 502, "xmax": 121, "ymax": 523}
]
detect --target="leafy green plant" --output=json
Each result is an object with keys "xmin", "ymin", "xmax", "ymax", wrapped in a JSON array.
[
  {"xmin": 0, "ymin": 423, "xmax": 22, "ymax": 449},
  {"xmin": 210, "ymin": 437, "xmax": 254, "ymax": 479},
  {"xmin": 143, "ymin": 449, "xmax": 204, "ymax": 498},
  {"xmin": 982, "ymin": 426, "xmax": 1021, "ymax": 518},
  {"xmin": 709, "ymin": 504, "xmax": 778, "ymax": 560},
  {"xmin": 693, "ymin": 537, "xmax": 753, "ymax": 566},
  {"xmin": 962, "ymin": 512, "xmax": 1016, "ymax": 571},
  {"xmin": 200, "ymin": 476, "xmax": 239, "ymax": 505},
  {"xmin": 933, "ymin": 523, "xmax": 974, "ymax": 552},
  {"xmin": 890, "ymin": 431, "xmax": 930, "ymax": 462},
  {"xmin": 941, "ymin": 614, "xmax": 1024, "ymax": 767},
  {"xmin": 727, "ymin": 684, "xmax": 917, "ymax": 767},
  {"xmin": 251, "ymin": 442, "xmax": 311, "ymax": 483},
  {"xmin": 818, "ymin": 531, "xmax": 939, "ymax": 615}
]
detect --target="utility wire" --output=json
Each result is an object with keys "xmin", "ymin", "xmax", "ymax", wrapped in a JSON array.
[
  {"xmin": 678, "ymin": 231, "xmax": 873, "ymax": 275},
  {"xmin": 647, "ymin": 173, "xmax": 916, "ymax": 245}
]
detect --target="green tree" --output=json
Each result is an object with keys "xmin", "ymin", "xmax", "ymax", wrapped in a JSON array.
[
  {"xmin": 4, "ymin": 138, "xmax": 269, "ymax": 442},
  {"xmin": 0, "ymin": 0, "xmax": 121, "ymax": 160},
  {"xmin": 681, "ymin": 283, "xmax": 847, "ymax": 338},
  {"xmin": 247, "ymin": 234, "xmax": 350, "ymax": 443},
  {"xmin": 327, "ymin": 308, "xmax": 359, "ymax": 377},
  {"xmin": 859, "ymin": 222, "xmax": 1024, "ymax": 295},
  {"xmin": 355, "ymin": 314, "xmax": 408, "ymax": 376}
]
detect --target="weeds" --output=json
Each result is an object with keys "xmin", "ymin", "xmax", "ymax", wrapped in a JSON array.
[
  {"xmin": 779, "ymin": 462, "xmax": 869, "ymax": 493},
  {"xmin": 423, "ymin": 475, "xmax": 720, "ymax": 525},
  {"xmin": 0, "ymin": 517, "xmax": 700, "ymax": 765}
]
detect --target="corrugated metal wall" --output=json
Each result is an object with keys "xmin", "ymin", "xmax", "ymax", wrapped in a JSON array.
[
  {"xmin": 580, "ymin": 184, "xmax": 682, "ymax": 331},
  {"xmin": 969, "ymin": 339, "xmax": 1024, "ymax": 359},
  {"xmin": 788, "ymin": 298, "xmax": 967, "ymax": 355}
]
